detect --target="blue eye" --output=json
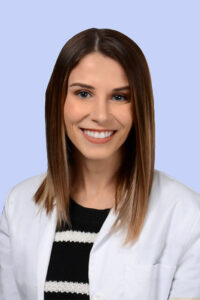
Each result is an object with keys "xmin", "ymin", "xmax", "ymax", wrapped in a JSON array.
[
  {"xmin": 113, "ymin": 94, "xmax": 128, "ymax": 101},
  {"xmin": 76, "ymin": 91, "xmax": 90, "ymax": 98}
]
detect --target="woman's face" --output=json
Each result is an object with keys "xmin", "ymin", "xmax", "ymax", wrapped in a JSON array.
[{"xmin": 64, "ymin": 52, "xmax": 134, "ymax": 161}]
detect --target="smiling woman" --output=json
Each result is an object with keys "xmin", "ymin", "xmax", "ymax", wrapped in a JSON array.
[{"xmin": 0, "ymin": 28, "xmax": 200, "ymax": 300}]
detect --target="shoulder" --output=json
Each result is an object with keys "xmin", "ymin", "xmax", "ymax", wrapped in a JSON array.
[
  {"xmin": 150, "ymin": 169, "xmax": 200, "ymax": 233},
  {"xmin": 7, "ymin": 172, "xmax": 46, "ymax": 200},
  {"xmin": 152, "ymin": 168, "xmax": 200, "ymax": 209},
  {"xmin": 3, "ymin": 172, "xmax": 47, "ymax": 218}
]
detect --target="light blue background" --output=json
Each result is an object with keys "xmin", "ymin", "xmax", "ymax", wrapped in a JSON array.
[{"xmin": 1, "ymin": 0, "xmax": 200, "ymax": 214}]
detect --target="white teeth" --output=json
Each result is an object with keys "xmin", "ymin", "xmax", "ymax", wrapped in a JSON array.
[{"xmin": 83, "ymin": 130, "xmax": 114, "ymax": 138}]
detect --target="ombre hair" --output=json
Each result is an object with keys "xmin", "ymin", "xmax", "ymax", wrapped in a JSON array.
[{"xmin": 34, "ymin": 28, "xmax": 155, "ymax": 246}]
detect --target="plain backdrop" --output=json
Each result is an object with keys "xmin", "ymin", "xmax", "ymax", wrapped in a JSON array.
[{"xmin": 0, "ymin": 0, "xmax": 200, "ymax": 214}]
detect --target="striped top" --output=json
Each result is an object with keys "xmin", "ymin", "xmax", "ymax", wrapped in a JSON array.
[{"xmin": 44, "ymin": 197, "xmax": 111, "ymax": 300}]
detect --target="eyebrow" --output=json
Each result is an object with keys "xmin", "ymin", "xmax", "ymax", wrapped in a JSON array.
[{"xmin": 69, "ymin": 82, "xmax": 130, "ymax": 92}]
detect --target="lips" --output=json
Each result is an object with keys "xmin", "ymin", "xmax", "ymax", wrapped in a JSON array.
[{"xmin": 80, "ymin": 127, "xmax": 116, "ymax": 144}]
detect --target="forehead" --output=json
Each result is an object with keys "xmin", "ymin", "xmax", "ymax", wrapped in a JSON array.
[{"xmin": 68, "ymin": 52, "xmax": 129, "ymax": 85}]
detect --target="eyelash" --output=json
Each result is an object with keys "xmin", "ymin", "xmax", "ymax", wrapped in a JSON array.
[{"xmin": 74, "ymin": 90, "xmax": 129, "ymax": 101}]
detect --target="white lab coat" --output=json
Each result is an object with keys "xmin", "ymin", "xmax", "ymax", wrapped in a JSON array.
[{"xmin": 0, "ymin": 169, "xmax": 200, "ymax": 300}]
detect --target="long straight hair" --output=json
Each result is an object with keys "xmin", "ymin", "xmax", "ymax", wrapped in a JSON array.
[{"xmin": 34, "ymin": 28, "xmax": 155, "ymax": 246}]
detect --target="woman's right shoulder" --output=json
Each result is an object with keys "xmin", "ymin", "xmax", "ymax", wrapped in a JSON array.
[
  {"xmin": 8, "ymin": 172, "xmax": 47, "ymax": 195},
  {"xmin": 3, "ymin": 172, "xmax": 47, "ymax": 217}
]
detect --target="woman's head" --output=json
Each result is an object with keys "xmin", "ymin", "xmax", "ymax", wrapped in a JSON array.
[
  {"xmin": 35, "ymin": 28, "xmax": 155, "ymax": 246},
  {"xmin": 64, "ymin": 52, "xmax": 133, "ymax": 166}
]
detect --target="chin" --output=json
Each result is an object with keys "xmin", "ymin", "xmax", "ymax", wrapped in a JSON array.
[{"xmin": 81, "ymin": 150, "xmax": 115, "ymax": 161}]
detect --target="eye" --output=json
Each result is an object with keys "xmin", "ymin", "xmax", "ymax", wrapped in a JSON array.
[
  {"xmin": 75, "ymin": 90, "xmax": 91, "ymax": 98},
  {"xmin": 113, "ymin": 94, "xmax": 128, "ymax": 101}
]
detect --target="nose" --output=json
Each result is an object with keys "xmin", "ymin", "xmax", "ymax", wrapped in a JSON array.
[{"xmin": 90, "ymin": 97, "xmax": 110, "ymax": 123}]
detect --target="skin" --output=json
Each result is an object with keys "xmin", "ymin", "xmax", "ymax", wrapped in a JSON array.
[{"xmin": 64, "ymin": 52, "xmax": 134, "ymax": 209}]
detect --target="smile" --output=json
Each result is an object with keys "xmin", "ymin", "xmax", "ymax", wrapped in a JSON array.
[
  {"xmin": 80, "ymin": 128, "xmax": 117, "ymax": 144},
  {"xmin": 82, "ymin": 129, "xmax": 114, "ymax": 138}
]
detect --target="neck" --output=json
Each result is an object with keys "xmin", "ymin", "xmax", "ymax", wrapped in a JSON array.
[{"xmin": 70, "ymin": 149, "xmax": 122, "ymax": 201}]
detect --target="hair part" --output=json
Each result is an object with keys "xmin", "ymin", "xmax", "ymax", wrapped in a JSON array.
[{"xmin": 34, "ymin": 28, "xmax": 155, "ymax": 247}]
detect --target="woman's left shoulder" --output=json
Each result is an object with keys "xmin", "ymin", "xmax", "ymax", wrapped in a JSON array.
[{"xmin": 151, "ymin": 168, "xmax": 200, "ymax": 214}]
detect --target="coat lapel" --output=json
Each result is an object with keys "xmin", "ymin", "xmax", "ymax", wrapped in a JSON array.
[{"xmin": 36, "ymin": 204, "xmax": 57, "ymax": 300}]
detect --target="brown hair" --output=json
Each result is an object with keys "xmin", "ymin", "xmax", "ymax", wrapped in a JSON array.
[{"xmin": 34, "ymin": 28, "xmax": 155, "ymax": 246}]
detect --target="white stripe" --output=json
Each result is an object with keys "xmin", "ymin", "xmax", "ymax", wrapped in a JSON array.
[
  {"xmin": 55, "ymin": 230, "xmax": 97, "ymax": 243},
  {"xmin": 44, "ymin": 280, "xmax": 89, "ymax": 295}
]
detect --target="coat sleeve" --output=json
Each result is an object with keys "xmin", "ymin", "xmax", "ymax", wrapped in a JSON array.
[
  {"xmin": 0, "ymin": 190, "xmax": 21, "ymax": 300},
  {"xmin": 168, "ymin": 213, "xmax": 200, "ymax": 300}
]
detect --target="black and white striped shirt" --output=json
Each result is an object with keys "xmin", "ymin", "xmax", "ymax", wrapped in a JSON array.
[{"xmin": 44, "ymin": 197, "xmax": 111, "ymax": 300}]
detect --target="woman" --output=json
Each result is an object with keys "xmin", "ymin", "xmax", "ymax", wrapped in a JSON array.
[{"xmin": 0, "ymin": 28, "xmax": 200, "ymax": 300}]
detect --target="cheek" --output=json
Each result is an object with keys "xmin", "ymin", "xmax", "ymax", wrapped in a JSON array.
[
  {"xmin": 64, "ymin": 98, "xmax": 84, "ymax": 124},
  {"xmin": 115, "ymin": 105, "xmax": 133, "ymax": 128}
]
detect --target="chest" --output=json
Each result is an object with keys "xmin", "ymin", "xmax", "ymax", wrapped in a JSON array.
[{"xmin": 89, "ymin": 231, "xmax": 177, "ymax": 300}]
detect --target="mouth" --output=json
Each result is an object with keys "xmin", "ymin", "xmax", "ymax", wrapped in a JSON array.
[{"xmin": 79, "ymin": 127, "xmax": 117, "ymax": 143}]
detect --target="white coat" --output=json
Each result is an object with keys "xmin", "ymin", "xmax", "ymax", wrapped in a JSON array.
[{"xmin": 0, "ymin": 169, "xmax": 200, "ymax": 300}]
